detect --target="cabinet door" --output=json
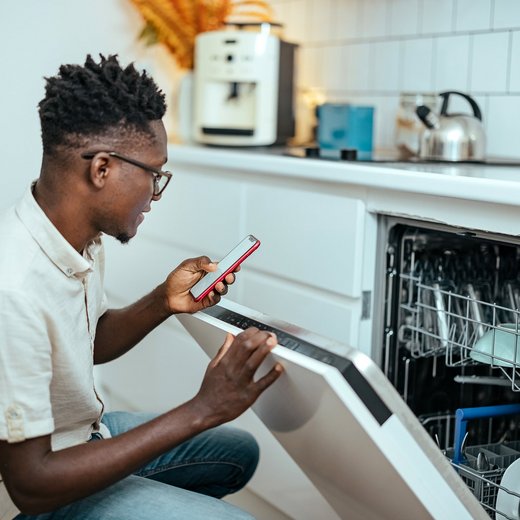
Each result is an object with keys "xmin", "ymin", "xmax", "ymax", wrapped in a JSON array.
[
  {"xmin": 239, "ymin": 272, "xmax": 359, "ymax": 351},
  {"xmin": 244, "ymin": 183, "xmax": 366, "ymax": 298}
]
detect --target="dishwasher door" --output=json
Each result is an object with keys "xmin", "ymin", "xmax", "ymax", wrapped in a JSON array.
[
  {"xmin": 378, "ymin": 216, "xmax": 520, "ymax": 518},
  {"xmin": 178, "ymin": 298, "xmax": 487, "ymax": 520}
]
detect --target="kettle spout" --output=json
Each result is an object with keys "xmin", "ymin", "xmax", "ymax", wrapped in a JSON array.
[{"xmin": 416, "ymin": 105, "xmax": 440, "ymax": 130}]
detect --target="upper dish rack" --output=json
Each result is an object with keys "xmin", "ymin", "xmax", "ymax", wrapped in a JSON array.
[{"xmin": 397, "ymin": 237, "xmax": 520, "ymax": 392}]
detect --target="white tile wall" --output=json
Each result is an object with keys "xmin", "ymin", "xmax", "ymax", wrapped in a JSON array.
[
  {"xmin": 371, "ymin": 40, "xmax": 401, "ymax": 92},
  {"xmin": 455, "ymin": 0, "xmax": 492, "ymax": 32},
  {"xmin": 470, "ymin": 32, "xmax": 510, "ymax": 92},
  {"xmin": 494, "ymin": 0, "xmax": 520, "ymax": 29},
  {"xmin": 305, "ymin": 0, "xmax": 336, "ymax": 43},
  {"xmin": 487, "ymin": 96, "xmax": 520, "ymax": 157},
  {"xmin": 435, "ymin": 35, "xmax": 470, "ymax": 91},
  {"xmin": 322, "ymin": 45, "xmax": 343, "ymax": 91},
  {"xmin": 344, "ymin": 42, "xmax": 371, "ymax": 91},
  {"xmin": 402, "ymin": 38, "xmax": 435, "ymax": 92},
  {"xmin": 334, "ymin": 0, "xmax": 360, "ymax": 40},
  {"xmin": 358, "ymin": 0, "xmax": 388, "ymax": 39},
  {"xmin": 388, "ymin": 0, "xmax": 420, "ymax": 37},
  {"xmin": 272, "ymin": 0, "xmax": 520, "ymax": 157},
  {"xmin": 511, "ymin": 31, "xmax": 520, "ymax": 92},
  {"xmin": 421, "ymin": 0, "xmax": 455, "ymax": 34}
]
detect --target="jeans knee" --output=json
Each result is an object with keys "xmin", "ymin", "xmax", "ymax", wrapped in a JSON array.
[{"xmin": 231, "ymin": 430, "xmax": 260, "ymax": 491}]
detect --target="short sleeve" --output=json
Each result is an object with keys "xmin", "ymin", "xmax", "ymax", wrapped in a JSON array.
[{"xmin": 0, "ymin": 290, "xmax": 54, "ymax": 442}]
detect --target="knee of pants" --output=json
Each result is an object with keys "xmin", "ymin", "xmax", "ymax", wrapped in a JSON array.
[
  {"xmin": 200, "ymin": 427, "xmax": 260, "ymax": 495},
  {"xmin": 232, "ymin": 430, "xmax": 260, "ymax": 490}
]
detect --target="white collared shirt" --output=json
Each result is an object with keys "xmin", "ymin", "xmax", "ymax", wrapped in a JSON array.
[{"xmin": 0, "ymin": 185, "xmax": 110, "ymax": 518}]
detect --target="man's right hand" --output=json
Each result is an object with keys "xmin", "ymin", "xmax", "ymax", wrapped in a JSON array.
[{"xmin": 190, "ymin": 328, "xmax": 284, "ymax": 427}]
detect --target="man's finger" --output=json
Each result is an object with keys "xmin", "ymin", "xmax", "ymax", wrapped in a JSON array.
[
  {"xmin": 226, "ymin": 328, "xmax": 262, "ymax": 361},
  {"xmin": 202, "ymin": 290, "xmax": 221, "ymax": 307},
  {"xmin": 254, "ymin": 363, "xmax": 284, "ymax": 394},
  {"xmin": 211, "ymin": 332, "xmax": 235, "ymax": 366},
  {"xmin": 214, "ymin": 281, "xmax": 228, "ymax": 294},
  {"xmin": 184, "ymin": 256, "xmax": 217, "ymax": 274},
  {"xmin": 223, "ymin": 272, "xmax": 235, "ymax": 285},
  {"xmin": 244, "ymin": 333, "xmax": 277, "ymax": 372},
  {"xmin": 235, "ymin": 327, "xmax": 260, "ymax": 340}
]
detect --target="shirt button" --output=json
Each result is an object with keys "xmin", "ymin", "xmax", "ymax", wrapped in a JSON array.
[
  {"xmin": 8, "ymin": 408, "xmax": 20, "ymax": 419},
  {"xmin": 66, "ymin": 268, "xmax": 73, "ymax": 275}
]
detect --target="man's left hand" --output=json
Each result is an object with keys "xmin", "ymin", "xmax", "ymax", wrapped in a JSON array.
[{"xmin": 162, "ymin": 256, "xmax": 238, "ymax": 314}]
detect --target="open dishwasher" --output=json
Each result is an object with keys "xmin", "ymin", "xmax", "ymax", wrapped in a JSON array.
[{"xmin": 381, "ymin": 216, "xmax": 520, "ymax": 519}]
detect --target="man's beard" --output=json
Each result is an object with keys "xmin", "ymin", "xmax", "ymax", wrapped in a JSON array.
[{"xmin": 115, "ymin": 233, "xmax": 131, "ymax": 244}]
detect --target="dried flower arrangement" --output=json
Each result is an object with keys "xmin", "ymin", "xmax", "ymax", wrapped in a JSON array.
[{"xmin": 129, "ymin": 0, "xmax": 274, "ymax": 69}]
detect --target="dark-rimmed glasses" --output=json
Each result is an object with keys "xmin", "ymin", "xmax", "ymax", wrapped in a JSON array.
[{"xmin": 81, "ymin": 151, "xmax": 172, "ymax": 197}]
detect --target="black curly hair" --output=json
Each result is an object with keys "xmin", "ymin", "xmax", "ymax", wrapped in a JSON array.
[{"xmin": 38, "ymin": 54, "xmax": 166, "ymax": 155}]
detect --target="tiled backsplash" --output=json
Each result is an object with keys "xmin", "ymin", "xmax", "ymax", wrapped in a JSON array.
[{"xmin": 271, "ymin": 0, "xmax": 520, "ymax": 158}]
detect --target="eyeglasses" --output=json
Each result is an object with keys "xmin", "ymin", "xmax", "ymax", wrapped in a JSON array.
[{"xmin": 81, "ymin": 151, "xmax": 173, "ymax": 197}]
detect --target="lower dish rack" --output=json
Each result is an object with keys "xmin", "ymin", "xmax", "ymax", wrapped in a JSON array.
[
  {"xmin": 447, "ymin": 443, "xmax": 520, "ymax": 519},
  {"xmin": 440, "ymin": 404, "xmax": 520, "ymax": 518}
]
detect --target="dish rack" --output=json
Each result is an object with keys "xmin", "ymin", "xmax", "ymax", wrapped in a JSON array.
[
  {"xmin": 442, "ymin": 404, "xmax": 520, "ymax": 518},
  {"xmin": 386, "ymin": 225, "xmax": 520, "ymax": 517},
  {"xmin": 398, "ymin": 270, "xmax": 520, "ymax": 392},
  {"xmin": 449, "ymin": 452, "xmax": 516, "ymax": 519}
]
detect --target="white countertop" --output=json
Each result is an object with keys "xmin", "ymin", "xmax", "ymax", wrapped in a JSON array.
[{"xmin": 168, "ymin": 144, "xmax": 520, "ymax": 207}]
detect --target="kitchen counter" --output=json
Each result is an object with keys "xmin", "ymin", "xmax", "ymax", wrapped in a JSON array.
[{"xmin": 168, "ymin": 143, "xmax": 520, "ymax": 207}]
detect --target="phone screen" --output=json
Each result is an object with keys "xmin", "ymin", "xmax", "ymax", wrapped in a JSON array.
[{"xmin": 190, "ymin": 235, "xmax": 260, "ymax": 301}]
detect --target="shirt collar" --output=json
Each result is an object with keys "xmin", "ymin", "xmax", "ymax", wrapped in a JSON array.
[{"xmin": 15, "ymin": 183, "xmax": 100, "ymax": 278}]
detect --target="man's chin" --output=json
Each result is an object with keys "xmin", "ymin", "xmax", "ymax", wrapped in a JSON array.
[
  {"xmin": 108, "ymin": 224, "xmax": 137, "ymax": 245},
  {"xmin": 114, "ymin": 232, "xmax": 134, "ymax": 245}
]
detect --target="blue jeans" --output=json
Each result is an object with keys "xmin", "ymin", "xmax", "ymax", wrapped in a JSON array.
[{"xmin": 14, "ymin": 411, "xmax": 259, "ymax": 520}]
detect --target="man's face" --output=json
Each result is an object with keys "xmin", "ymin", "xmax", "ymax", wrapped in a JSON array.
[{"xmin": 101, "ymin": 120, "xmax": 168, "ymax": 244}]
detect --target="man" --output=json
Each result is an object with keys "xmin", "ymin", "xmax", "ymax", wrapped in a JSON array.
[{"xmin": 0, "ymin": 54, "xmax": 283, "ymax": 520}]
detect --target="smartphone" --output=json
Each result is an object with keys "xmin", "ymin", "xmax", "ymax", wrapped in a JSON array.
[{"xmin": 190, "ymin": 235, "xmax": 261, "ymax": 302}]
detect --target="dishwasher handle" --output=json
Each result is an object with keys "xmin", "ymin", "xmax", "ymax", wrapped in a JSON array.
[{"xmin": 452, "ymin": 403, "xmax": 520, "ymax": 464}]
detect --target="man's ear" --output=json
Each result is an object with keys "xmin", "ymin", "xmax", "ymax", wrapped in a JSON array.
[{"xmin": 88, "ymin": 153, "xmax": 111, "ymax": 189}]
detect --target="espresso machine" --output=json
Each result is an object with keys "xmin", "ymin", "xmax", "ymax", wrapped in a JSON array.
[{"xmin": 193, "ymin": 23, "xmax": 296, "ymax": 146}]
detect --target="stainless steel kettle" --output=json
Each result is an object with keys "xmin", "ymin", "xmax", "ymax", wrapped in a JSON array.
[{"xmin": 415, "ymin": 91, "xmax": 486, "ymax": 162}]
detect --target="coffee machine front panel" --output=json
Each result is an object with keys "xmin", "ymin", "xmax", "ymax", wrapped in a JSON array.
[{"xmin": 194, "ymin": 30, "xmax": 294, "ymax": 146}]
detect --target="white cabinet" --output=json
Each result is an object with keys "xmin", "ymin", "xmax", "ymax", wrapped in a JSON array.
[
  {"xmin": 243, "ymin": 183, "xmax": 366, "ymax": 297},
  {"xmin": 128, "ymin": 164, "xmax": 369, "ymax": 347}
]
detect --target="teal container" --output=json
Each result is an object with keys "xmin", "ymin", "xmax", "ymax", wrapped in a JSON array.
[{"xmin": 317, "ymin": 103, "xmax": 374, "ymax": 159}]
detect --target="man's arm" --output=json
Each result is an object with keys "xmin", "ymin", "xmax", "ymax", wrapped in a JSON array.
[
  {"xmin": 0, "ymin": 402, "xmax": 207, "ymax": 514},
  {"xmin": 94, "ymin": 256, "xmax": 235, "ymax": 364},
  {"xmin": 93, "ymin": 284, "xmax": 172, "ymax": 364},
  {"xmin": 0, "ymin": 328, "xmax": 283, "ymax": 515}
]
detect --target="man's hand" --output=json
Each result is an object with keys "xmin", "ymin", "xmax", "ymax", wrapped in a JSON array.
[
  {"xmin": 189, "ymin": 328, "xmax": 284, "ymax": 427},
  {"xmin": 94, "ymin": 255, "xmax": 238, "ymax": 364},
  {"xmin": 163, "ymin": 256, "xmax": 239, "ymax": 314}
]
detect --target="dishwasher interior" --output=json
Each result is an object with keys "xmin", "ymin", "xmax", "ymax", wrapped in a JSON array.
[{"xmin": 382, "ymin": 217, "xmax": 520, "ymax": 519}]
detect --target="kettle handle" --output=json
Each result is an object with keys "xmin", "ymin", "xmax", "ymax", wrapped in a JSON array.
[{"xmin": 439, "ymin": 91, "xmax": 483, "ymax": 121}]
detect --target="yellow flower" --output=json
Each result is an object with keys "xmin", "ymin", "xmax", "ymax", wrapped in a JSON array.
[{"xmin": 130, "ymin": 0, "xmax": 274, "ymax": 70}]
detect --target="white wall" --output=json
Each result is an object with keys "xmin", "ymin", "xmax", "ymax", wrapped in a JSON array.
[
  {"xmin": 0, "ymin": 0, "xmax": 177, "ymax": 211},
  {"xmin": 273, "ymin": 0, "xmax": 520, "ymax": 158}
]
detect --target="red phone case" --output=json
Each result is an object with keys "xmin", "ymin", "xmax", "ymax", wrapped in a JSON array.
[{"xmin": 192, "ymin": 238, "xmax": 261, "ymax": 302}]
